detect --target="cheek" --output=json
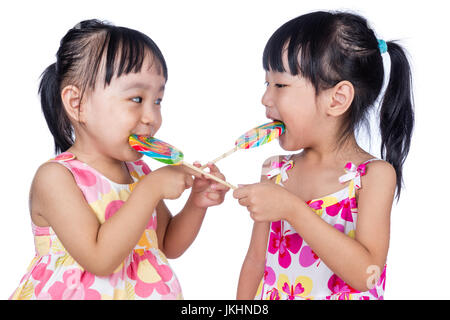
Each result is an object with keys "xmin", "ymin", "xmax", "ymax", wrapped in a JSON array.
[
  {"xmin": 153, "ymin": 110, "xmax": 163, "ymax": 131},
  {"xmin": 280, "ymin": 107, "xmax": 318, "ymax": 149}
]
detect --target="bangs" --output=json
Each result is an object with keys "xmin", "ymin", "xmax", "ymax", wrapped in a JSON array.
[
  {"xmin": 84, "ymin": 26, "xmax": 168, "ymax": 92},
  {"xmin": 103, "ymin": 26, "xmax": 168, "ymax": 84},
  {"xmin": 262, "ymin": 11, "xmax": 338, "ymax": 91}
]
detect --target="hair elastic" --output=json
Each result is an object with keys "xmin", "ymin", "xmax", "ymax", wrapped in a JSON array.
[{"xmin": 378, "ymin": 39, "xmax": 388, "ymax": 54}]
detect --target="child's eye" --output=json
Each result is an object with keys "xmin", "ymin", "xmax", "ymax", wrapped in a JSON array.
[
  {"xmin": 264, "ymin": 82, "xmax": 287, "ymax": 88},
  {"xmin": 154, "ymin": 98, "xmax": 162, "ymax": 105},
  {"xmin": 131, "ymin": 97, "xmax": 143, "ymax": 103}
]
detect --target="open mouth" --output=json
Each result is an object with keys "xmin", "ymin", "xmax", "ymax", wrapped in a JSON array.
[{"xmin": 268, "ymin": 118, "xmax": 286, "ymax": 136}]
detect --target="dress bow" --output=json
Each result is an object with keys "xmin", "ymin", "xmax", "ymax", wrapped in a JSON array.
[
  {"xmin": 267, "ymin": 158, "xmax": 294, "ymax": 182},
  {"xmin": 338, "ymin": 162, "xmax": 367, "ymax": 189}
]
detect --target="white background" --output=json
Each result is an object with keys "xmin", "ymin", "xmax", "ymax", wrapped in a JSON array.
[{"xmin": 0, "ymin": 0, "xmax": 449, "ymax": 300}]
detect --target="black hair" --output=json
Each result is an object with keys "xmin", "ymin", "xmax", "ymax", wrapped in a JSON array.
[
  {"xmin": 263, "ymin": 11, "xmax": 414, "ymax": 199},
  {"xmin": 39, "ymin": 19, "xmax": 168, "ymax": 154}
]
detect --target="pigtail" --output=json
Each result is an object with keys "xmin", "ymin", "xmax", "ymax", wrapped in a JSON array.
[
  {"xmin": 379, "ymin": 41, "xmax": 414, "ymax": 199},
  {"xmin": 38, "ymin": 63, "xmax": 73, "ymax": 154}
]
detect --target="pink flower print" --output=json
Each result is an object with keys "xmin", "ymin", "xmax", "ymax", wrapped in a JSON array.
[
  {"xmin": 282, "ymin": 281, "xmax": 305, "ymax": 300},
  {"xmin": 146, "ymin": 213, "xmax": 157, "ymax": 230},
  {"xmin": 127, "ymin": 251, "xmax": 173, "ymax": 298},
  {"xmin": 268, "ymin": 221, "xmax": 302, "ymax": 268},
  {"xmin": 31, "ymin": 260, "xmax": 53, "ymax": 298},
  {"xmin": 71, "ymin": 167, "xmax": 97, "ymax": 187},
  {"xmin": 133, "ymin": 160, "xmax": 151, "ymax": 175},
  {"xmin": 266, "ymin": 288, "xmax": 280, "ymax": 300},
  {"xmin": 104, "ymin": 200, "xmax": 125, "ymax": 221},
  {"xmin": 299, "ymin": 246, "xmax": 320, "ymax": 268},
  {"xmin": 368, "ymin": 265, "xmax": 386, "ymax": 299},
  {"xmin": 263, "ymin": 266, "xmax": 276, "ymax": 286},
  {"xmin": 307, "ymin": 199, "xmax": 325, "ymax": 216},
  {"xmin": 334, "ymin": 223, "xmax": 345, "ymax": 233},
  {"xmin": 306, "ymin": 199, "xmax": 323, "ymax": 210},
  {"xmin": 161, "ymin": 278, "xmax": 183, "ymax": 300},
  {"xmin": 325, "ymin": 197, "xmax": 357, "ymax": 222},
  {"xmin": 48, "ymin": 269, "xmax": 101, "ymax": 300},
  {"xmin": 68, "ymin": 162, "xmax": 111, "ymax": 203},
  {"xmin": 327, "ymin": 274, "xmax": 360, "ymax": 300}
]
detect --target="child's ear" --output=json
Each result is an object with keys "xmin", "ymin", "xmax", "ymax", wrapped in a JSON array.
[
  {"xmin": 326, "ymin": 80, "xmax": 354, "ymax": 117},
  {"xmin": 61, "ymin": 85, "xmax": 83, "ymax": 122}
]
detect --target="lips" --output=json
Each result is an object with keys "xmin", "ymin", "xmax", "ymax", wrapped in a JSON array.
[
  {"xmin": 266, "ymin": 113, "xmax": 283, "ymax": 124},
  {"xmin": 266, "ymin": 114, "xmax": 287, "ymax": 136}
]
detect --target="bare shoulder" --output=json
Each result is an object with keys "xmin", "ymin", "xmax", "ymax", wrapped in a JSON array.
[
  {"xmin": 358, "ymin": 159, "xmax": 397, "ymax": 199},
  {"xmin": 30, "ymin": 161, "xmax": 79, "ymax": 225},
  {"xmin": 365, "ymin": 160, "xmax": 396, "ymax": 185},
  {"xmin": 32, "ymin": 161, "xmax": 75, "ymax": 192}
]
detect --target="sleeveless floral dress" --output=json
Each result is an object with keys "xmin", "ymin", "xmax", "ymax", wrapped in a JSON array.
[
  {"xmin": 255, "ymin": 155, "xmax": 386, "ymax": 300},
  {"xmin": 10, "ymin": 152, "xmax": 183, "ymax": 300}
]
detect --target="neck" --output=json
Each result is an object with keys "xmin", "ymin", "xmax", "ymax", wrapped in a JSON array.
[
  {"xmin": 67, "ymin": 140, "xmax": 133, "ymax": 184},
  {"xmin": 301, "ymin": 134, "xmax": 364, "ymax": 166}
]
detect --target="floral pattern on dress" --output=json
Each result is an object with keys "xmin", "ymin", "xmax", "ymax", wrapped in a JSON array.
[
  {"xmin": 10, "ymin": 152, "xmax": 182, "ymax": 300},
  {"xmin": 257, "ymin": 155, "xmax": 386, "ymax": 300}
]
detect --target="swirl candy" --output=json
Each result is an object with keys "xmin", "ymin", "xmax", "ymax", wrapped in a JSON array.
[
  {"xmin": 203, "ymin": 121, "xmax": 285, "ymax": 167},
  {"xmin": 129, "ymin": 134, "xmax": 183, "ymax": 165},
  {"xmin": 129, "ymin": 134, "xmax": 236, "ymax": 189},
  {"xmin": 235, "ymin": 121, "xmax": 285, "ymax": 149}
]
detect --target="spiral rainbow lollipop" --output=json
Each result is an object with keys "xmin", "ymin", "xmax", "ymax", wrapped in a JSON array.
[
  {"xmin": 129, "ymin": 134, "xmax": 236, "ymax": 189},
  {"xmin": 235, "ymin": 121, "xmax": 285, "ymax": 149},
  {"xmin": 129, "ymin": 135, "xmax": 184, "ymax": 165},
  {"xmin": 203, "ymin": 121, "xmax": 285, "ymax": 168}
]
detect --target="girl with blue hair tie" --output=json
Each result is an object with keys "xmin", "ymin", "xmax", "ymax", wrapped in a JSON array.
[{"xmin": 234, "ymin": 10, "xmax": 414, "ymax": 300}]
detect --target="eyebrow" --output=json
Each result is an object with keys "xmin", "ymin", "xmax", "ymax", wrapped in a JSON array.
[{"xmin": 122, "ymin": 81, "xmax": 165, "ymax": 92}]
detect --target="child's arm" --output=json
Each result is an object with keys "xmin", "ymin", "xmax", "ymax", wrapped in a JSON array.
[
  {"xmin": 156, "ymin": 163, "xmax": 229, "ymax": 258},
  {"xmin": 237, "ymin": 221, "xmax": 269, "ymax": 299},
  {"xmin": 31, "ymin": 162, "xmax": 196, "ymax": 276},
  {"xmin": 286, "ymin": 161, "xmax": 395, "ymax": 292},
  {"xmin": 234, "ymin": 160, "xmax": 396, "ymax": 292},
  {"xmin": 236, "ymin": 156, "xmax": 279, "ymax": 299}
]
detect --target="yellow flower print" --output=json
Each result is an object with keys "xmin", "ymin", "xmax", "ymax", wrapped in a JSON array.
[
  {"xmin": 306, "ymin": 196, "xmax": 338, "ymax": 217},
  {"xmin": 55, "ymin": 254, "xmax": 80, "ymax": 268},
  {"xmin": 89, "ymin": 189, "xmax": 131, "ymax": 223},
  {"xmin": 277, "ymin": 274, "xmax": 313, "ymax": 300},
  {"xmin": 34, "ymin": 236, "xmax": 51, "ymax": 256}
]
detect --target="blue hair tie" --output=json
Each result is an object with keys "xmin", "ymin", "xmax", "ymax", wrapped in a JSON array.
[{"xmin": 378, "ymin": 39, "xmax": 388, "ymax": 54}]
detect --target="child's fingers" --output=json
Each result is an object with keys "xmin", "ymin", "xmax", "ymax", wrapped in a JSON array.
[
  {"xmin": 181, "ymin": 165, "xmax": 202, "ymax": 179},
  {"xmin": 185, "ymin": 175, "xmax": 194, "ymax": 189},
  {"xmin": 206, "ymin": 162, "xmax": 220, "ymax": 173},
  {"xmin": 209, "ymin": 182, "xmax": 230, "ymax": 192},
  {"xmin": 232, "ymin": 184, "xmax": 249, "ymax": 199},
  {"xmin": 193, "ymin": 161, "xmax": 202, "ymax": 168},
  {"xmin": 192, "ymin": 161, "xmax": 215, "ymax": 180},
  {"xmin": 205, "ymin": 167, "xmax": 224, "ymax": 179},
  {"xmin": 237, "ymin": 196, "xmax": 249, "ymax": 207},
  {"xmin": 206, "ymin": 192, "xmax": 220, "ymax": 201}
]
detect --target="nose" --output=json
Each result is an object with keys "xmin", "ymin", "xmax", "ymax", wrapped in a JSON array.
[
  {"xmin": 261, "ymin": 85, "xmax": 273, "ymax": 109},
  {"xmin": 141, "ymin": 103, "xmax": 156, "ymax": 126}
]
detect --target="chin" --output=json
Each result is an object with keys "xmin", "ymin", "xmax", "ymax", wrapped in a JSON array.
[
  {"xmin": 130, "ymin": 152, "xmax": 144, "ymax": 162},
  {"xmin": 279, "ymin": 135, "xmax": 303, "ymax": 152},
  {"xmin": 122, "ymin": 148, "xmax": 144, "ymax": 162}
]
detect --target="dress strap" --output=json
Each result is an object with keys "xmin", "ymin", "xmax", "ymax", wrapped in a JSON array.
[
  {"xmin": 48, "ymin": 152, "xmax": 76, "ymax": 162},
  {"xmin": 266, "ymin": 154, "xmax": 294, "ymax": 185},
  {"xmin": 338, "ymin": 158, "xmax": 380, "ymax": 191}
]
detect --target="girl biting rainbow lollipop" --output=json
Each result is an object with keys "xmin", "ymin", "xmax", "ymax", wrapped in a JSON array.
[
  {"xmin": 234, "ymin": 11, "xmax": 414, "ymax": 300},
  {"xmin": 10, "ymin": 19, "xmax": 229, "ymax": 300}
]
